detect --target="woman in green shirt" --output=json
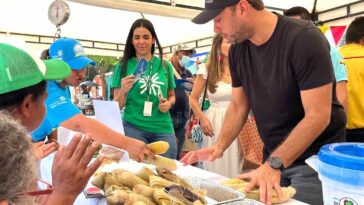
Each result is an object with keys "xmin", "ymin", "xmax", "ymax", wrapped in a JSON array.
[{"xmin": 112, "ymin": 19, "xmax": 177, "ymax": 159}]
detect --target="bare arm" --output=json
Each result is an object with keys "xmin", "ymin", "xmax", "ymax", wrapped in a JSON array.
[
  {"xmin": 239, "ymin": 83, "xmax": 333, "ymax": 204},
  {"xmin": 189, "ymin": 74, "xmax": 207, "ymax": 121},
  {"xmin": 180, "ymin": 86, "xmax": 250, "ymax": 164},
  {"xmin": 113, "ymin": 75, "xmax": 135, "ymax": 109},
  {"xmin": 214, "ymin": 87, "xmax": 250, "ymax": 152},
  {"xmin": 159, "ymin": 89, "xmax": 175, "ymax": 113},
  {"xmin": 336, "ymin": 81, "xmax": 348, "ymax": 113},
  {"xmin": 60, "ymin": 114, "xmax": 152, "ymax": 161},
  {"xmin": 271, "ymin": 83, "xmax": 332, "ymax": 167},
  {"xmin": 114, "ymin": 88, "xmax": 126, "ymax": 109}
]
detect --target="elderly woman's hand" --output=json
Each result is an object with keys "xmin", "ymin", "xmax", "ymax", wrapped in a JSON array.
[{"xmin": 47, "ymin": 134, "xmax": 103, "ymax": 205}]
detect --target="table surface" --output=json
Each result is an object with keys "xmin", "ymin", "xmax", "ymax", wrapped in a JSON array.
[{"xmin": 39, "ymin": 158, "xmax": 307, "ymax": 205}]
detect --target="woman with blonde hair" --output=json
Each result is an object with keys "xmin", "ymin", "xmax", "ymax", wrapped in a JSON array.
[{"xmin": 188, "ymin": 34, "xmax": 242, "ymax": 178}]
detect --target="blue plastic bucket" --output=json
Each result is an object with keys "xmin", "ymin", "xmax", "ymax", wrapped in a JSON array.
[{"xmin": 317, "ymin": 143, "xmax": 364, "ymax": 205}]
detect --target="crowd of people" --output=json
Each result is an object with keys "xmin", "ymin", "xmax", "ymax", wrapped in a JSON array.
[{"xmin": 0, "ymin": 0, "xmax": 363, "ymax": 204}]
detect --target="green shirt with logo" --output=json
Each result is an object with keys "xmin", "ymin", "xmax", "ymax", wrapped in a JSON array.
[{"xmin": 111, "ymin": 56, "xmax": 176, "ymax": 134}]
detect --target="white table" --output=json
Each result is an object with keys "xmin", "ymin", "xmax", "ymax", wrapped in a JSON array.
[{"xmin": 40, "ymin": 157, "xmax": 307, "ymax": 205}]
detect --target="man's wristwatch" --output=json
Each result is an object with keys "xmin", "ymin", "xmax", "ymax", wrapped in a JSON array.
[{"xmin": 267, "ymin": 156, "xmax": 284, "ymax": 170}]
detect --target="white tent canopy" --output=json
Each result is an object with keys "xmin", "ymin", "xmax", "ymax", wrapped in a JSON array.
[{"xmin": 0, "ymin": 0, "xmax": 363, "ymax": 56}]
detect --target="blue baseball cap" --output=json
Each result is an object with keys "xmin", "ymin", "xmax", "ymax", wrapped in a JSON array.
[{"xmin": 49, "ymin": 38, "xmax": 96, "ymax": 70}]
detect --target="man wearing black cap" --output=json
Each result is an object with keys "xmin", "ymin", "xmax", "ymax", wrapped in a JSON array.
[{"xmin": 181, "ymin": 1, "xmax": 346, "ymax": 205}]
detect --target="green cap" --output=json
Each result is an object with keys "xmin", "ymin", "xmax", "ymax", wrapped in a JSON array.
[{"xmin": 0, "ymin": 43, "xmax": 71, "ymax": 94}]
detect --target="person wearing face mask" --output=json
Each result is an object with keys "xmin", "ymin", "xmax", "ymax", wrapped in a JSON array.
[{"xmin": 170, "ymin": 44, "xmax": 196, "ymax": 159}]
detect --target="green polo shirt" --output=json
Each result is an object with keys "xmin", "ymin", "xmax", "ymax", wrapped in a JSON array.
[{"xmin": 111, "ymin": 56, "xmax": 176, "ymax": 134}]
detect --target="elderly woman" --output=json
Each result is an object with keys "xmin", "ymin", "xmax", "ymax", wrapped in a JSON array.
[{"xmin": 0, "ymin": 112, "xmax": 37, "ymax": 205}]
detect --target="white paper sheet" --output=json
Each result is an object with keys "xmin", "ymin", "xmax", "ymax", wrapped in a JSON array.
[{"xmin": 92, "ymin": 100, "xmax": 124, "ymax": 135}]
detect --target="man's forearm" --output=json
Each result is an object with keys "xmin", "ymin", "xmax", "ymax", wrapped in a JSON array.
[
  {"xmin": 272, "ymin": 114, "xmax": 330, "ymax": 167},
  {"xmin": 215, "ymin": 102, "xmax": 249, "ymax": 151}
]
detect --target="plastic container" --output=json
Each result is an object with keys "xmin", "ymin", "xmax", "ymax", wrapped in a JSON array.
[
  {"xmin": 306, "ymin": 143, "xmax": 364, "ymax": 205},
  {"xmin": 184, "ymin": 177, "xmax": 245, "ymax": 204}
]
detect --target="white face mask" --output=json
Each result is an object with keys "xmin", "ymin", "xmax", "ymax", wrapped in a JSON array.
[{"xmin": 179, "ymin": 55, "xmax": 191, "ymax": 68}]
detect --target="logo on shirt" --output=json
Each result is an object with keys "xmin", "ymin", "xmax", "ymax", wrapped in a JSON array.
[
  {"xmin": 206, "ymin": 0, "xmax": 213, "ymax": 3},
  {"xmin": 49, "ymin": 95, "xmax": 67, "ymax": 109},
  {"xmin": 139, "ymin": 73, "xmax": 164, "ymax": 96}
]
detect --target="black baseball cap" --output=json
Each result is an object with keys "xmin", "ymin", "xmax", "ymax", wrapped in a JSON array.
[{"xmin": 192, "ymin": 0, "xmax": 240, "ymax": 24}]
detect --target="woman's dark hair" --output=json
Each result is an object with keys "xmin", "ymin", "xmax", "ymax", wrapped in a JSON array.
[
  {"xmin": 0, "ymin": 80, "xmax": 47, "ymax": 110},
  {"xmin": 40, "ymin": 49, "xmax": 50, "ymax": 60},
  {"xmin": 120, "ymin": 18, "xmax": 164, "ymax": 77},
  {"xmin": 345, "ymin": 16, "xmax": 364, "ymax": 44}
]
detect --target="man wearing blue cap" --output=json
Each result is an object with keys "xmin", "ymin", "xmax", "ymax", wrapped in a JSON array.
[
  {"xmin": 32, "ymin": 38, "xmax": 153, "ymax": 161},
  {"xmin": 181, "ymin": 1, "xmax": 346, "ymax": 205}
]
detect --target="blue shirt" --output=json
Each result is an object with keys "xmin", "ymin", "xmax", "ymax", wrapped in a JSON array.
[
  {"xmin": 32, "ymin": 81, "xmax": 81, "ymax": 141},
  {"xmin": 331, "ymin": 46, "xmax": 347, "ymax": 82}
]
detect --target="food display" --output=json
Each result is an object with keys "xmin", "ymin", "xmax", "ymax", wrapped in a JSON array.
[
  {"xmin": 91, "ymin": 167, "xmax": 207, "ymax": 205},
  {"xmin": 222, "ymin": 178, "xmax": 296, "ymax": 204},
  {"xmin": 86, "ymin": 141, "xmax": 244, "ymax": 204}
]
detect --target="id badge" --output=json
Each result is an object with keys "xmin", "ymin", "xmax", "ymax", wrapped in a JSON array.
[{"xmin": 143, "ymin": 101, "xmax": 153, "ymax": 117}]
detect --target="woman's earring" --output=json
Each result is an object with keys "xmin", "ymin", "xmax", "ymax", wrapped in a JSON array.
[{"xmin": 219, "ymin": 54, "xmax": 224, "ymax": 62}]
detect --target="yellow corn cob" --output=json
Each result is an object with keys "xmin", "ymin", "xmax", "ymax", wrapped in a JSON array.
[
  {"xmin": 147, "ymin": 141, "xmax": 170, "ymax": 155},
  {"xmin": 144, "ymin": 155, "xmax": 177, "ymax": 171}
]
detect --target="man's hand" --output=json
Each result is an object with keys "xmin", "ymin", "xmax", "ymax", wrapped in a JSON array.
[
  {"xmin": 49, "ymin": 134, "xmax": 103, "ymax": 204},
  {"xmin": 158, "ymin": 98, "xmax": 172, "ymax": 113},
  {"xmin": 180, "ymin": 146, "xmax": 224, "ymax": 165},
  {"xmin": 120, "ymin": 75, "xmax": 135, "ymax": 94},
  {"xmin": 32, "ymin": 141, "xmax": 57, "ymax": 160},
  {"xmin": 124, "ymin": 137, "xmax": 155, "ymax": 162},
  {"xmin": 237, "ymin": 163, "xmax": 284, "ymax": 205}
]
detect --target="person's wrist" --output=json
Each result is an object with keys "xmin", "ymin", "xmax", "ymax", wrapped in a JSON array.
[
  {"xmin": 46, "ymin": 191, "xmax": 76, "ymax": 205},
  {"xmin": 266, "ymin": 156, "xmax": 284, "ymax": 171},
  {"xmin": 168, "ymin": 100, "xmax": 174, "ymax": 108}
]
